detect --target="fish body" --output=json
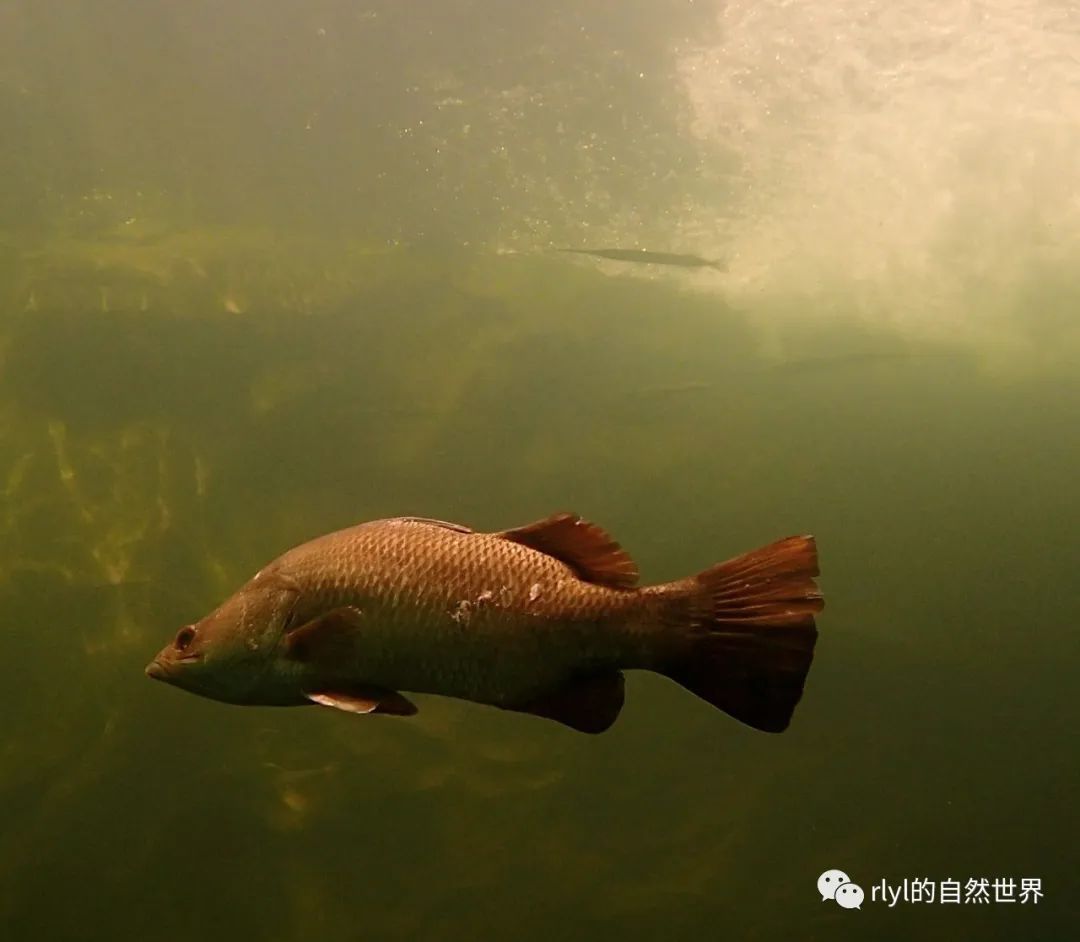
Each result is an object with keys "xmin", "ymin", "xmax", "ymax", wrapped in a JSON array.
[
  {"xmin": 147, "ymin": 514, "xmax": 822, "ymax": 733},
  {"xmin": 560, "ymin": 248, "xmax": 725, "ymax": 270}
]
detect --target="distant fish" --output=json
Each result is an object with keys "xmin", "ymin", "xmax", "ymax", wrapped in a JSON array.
[
  {"xmin": 147, "ymin": 513, "xmax": 822, "ymax": 734},
  {"xmin": 560, "ymin": 248, "xmax": 725, "ymax": 270},
  {"xmin": 772, "ymin": 351, "xmax": 961, "ymax": 374}
]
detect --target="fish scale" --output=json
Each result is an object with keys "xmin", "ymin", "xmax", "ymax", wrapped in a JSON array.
[{"xmin": 267, "ymin": 519, "xmax": 650, "ymax": 702}]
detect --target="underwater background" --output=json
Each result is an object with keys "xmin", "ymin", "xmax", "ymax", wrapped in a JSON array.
[{"xmin": 1, "ymin": 1, "xmax": 1077, "ymax": 939}]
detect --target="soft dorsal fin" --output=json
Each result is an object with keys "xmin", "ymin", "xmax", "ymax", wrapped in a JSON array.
[{"xmin": 497, "ymin": 513, "xmax": 639, "ymax": 588}]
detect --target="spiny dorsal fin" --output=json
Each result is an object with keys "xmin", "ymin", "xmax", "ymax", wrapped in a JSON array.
[
  {"xmin": 388, "ymin": 517, "xmax": 474, "ymax": 533},
  {"xmin": 497, "ymin": 513, "xmax": 639, "ymax": 589}
]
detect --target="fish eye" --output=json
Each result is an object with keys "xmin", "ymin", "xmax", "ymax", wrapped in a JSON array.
[{"xmin": 174, "ymin": 626, "xmax": 196, "ymax": 651}]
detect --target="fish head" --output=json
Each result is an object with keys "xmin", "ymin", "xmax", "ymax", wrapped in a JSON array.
[{"xmin": 145, "ymin": 572, "xmax": 301, "ymax": 705}]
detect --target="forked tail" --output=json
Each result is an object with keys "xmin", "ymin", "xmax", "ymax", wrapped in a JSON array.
[{"xmin": 656, "ymin": 535, "xmax": 823, "ymax": 732}]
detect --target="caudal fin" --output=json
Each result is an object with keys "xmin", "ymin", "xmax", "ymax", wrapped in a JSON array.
[{"xmin": 661, "ymin": 535, "xmax": 823, "ymax": 733}]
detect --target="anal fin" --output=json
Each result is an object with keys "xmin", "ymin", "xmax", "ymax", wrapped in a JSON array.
[{"xmin": 506, "ymin": 671, "xmax": 625, "ymax": 734}]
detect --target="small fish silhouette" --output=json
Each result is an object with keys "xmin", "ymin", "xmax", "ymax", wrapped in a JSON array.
[{"xmin": 560, "ymin": 248, "xmax": 725, "ymax": 270}]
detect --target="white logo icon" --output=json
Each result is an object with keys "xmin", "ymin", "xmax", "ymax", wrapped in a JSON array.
[
  {"xmin": 835, "ymin": 882, "xmax": 865, "ymax": 909},
  {"xmin": 818, "ymin": 869, "xmax": 863, "ymax": 909},
  {"xmin": 817, "ymin": 869, "xmax": 851, "ymax": 901}
]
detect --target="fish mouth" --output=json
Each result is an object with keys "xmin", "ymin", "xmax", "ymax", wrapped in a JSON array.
[
  {"xmin": 145, "ymin": 659, "xmax": 168, "ymax": 680},
  {"xmin": 146, "ymin": 652, "xmax": 202, "ymax": 681}
]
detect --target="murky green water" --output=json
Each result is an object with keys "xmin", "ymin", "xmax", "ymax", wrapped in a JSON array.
[{"xmin": 2, "ymin": 2, "xmax": 1078, "ymax": 940}]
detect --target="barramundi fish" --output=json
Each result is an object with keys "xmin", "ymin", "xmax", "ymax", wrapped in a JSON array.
[{"xmin": 146, "ymin": 514, "xmax": 822, "ymax": 734}]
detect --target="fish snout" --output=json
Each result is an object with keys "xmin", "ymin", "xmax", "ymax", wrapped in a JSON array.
[{"xmin": 145, "ymin": 659, "xmax": 168, "ymax": 681}]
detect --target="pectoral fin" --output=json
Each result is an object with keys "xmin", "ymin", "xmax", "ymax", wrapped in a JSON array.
[
  {"xmin": 306, "ymin": 687, "xmax": 418, "ymax": 716},
  {"xmin": 507, "ymin": 671, "xmax": 625, "ymax": 734},
  {"xmin": 285, "ymin": 607, "xmax": 364, "ymax": 662}
]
